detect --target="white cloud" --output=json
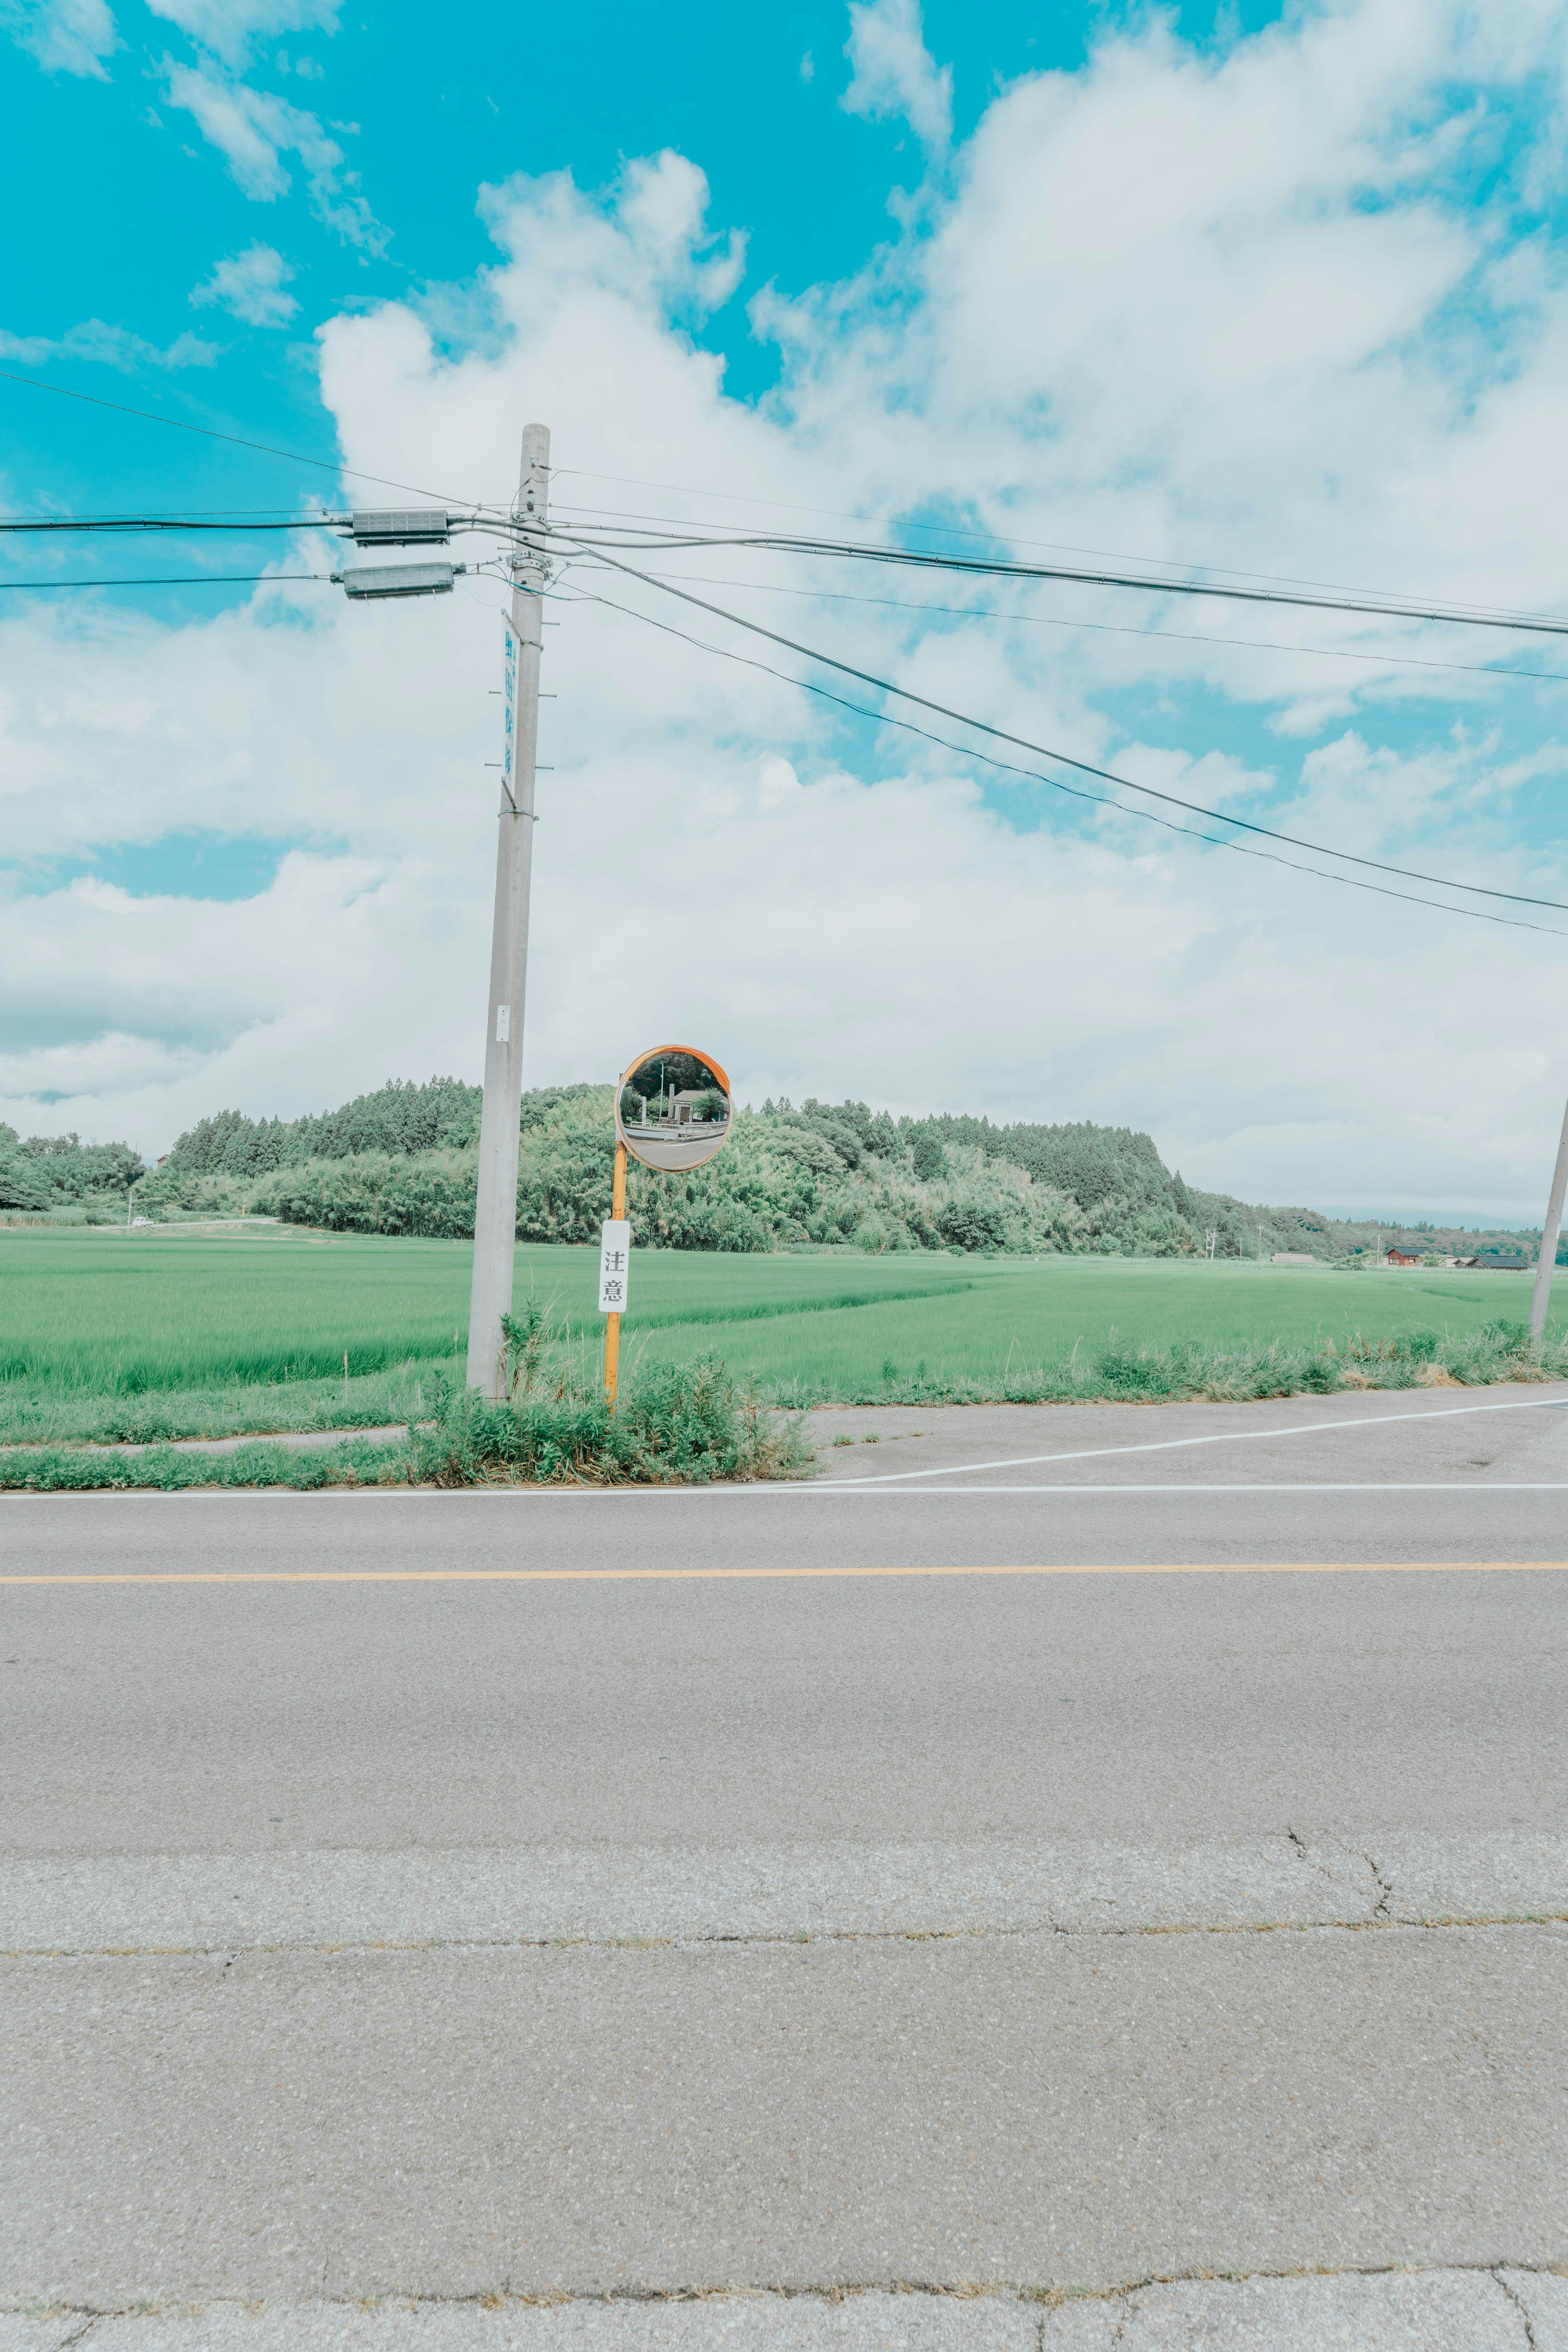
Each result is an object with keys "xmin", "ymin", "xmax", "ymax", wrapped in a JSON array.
[
  {"xmin": 0, "ymin": 0, "xmax": 114, "ymax": 76},
  {"xmin": 841, "ymin": 0, "xmax": 952, "ymax": 148},
  {"xmin": 145, "ymin": 0, "xmax": 337, "ymax": 68},
  {"xmin": 0, "ymin": 319, "xmax": 220, "ymax": 370},
  {"xmin": 476, "ymin": 151, "xmax": 744, "ymax": 325},
  {"xmin": 163, "ymin": 58, "xmax": 387, "ymax": 248},
  {"xmin": 189, "ymin": 241, "xmax": 298, "ymax": 325},
  {"xmin": 7, "ymin": 0, "xmax": 1568, "ymax": 1218}
]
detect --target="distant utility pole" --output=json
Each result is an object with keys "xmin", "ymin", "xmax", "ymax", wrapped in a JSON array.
[
  {"xmin": 467, "ymin": 422, "xmax": 550, "ymax": 1398},
  {"xmin": 1528, "ymin": 1084, "xmax": 1568, "ymax": 1342}
]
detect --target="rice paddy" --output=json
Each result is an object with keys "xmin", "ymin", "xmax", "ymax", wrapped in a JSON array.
[{"xmin": 0, "ymin": 1220, "xmax": 1549, "ymax": 1406}]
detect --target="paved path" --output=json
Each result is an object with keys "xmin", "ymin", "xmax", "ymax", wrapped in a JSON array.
[{"xmin": 4, "ymin": 1390, "xmax": 1567, "ymax": 2342}]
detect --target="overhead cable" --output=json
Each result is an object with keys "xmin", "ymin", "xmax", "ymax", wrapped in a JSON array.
[
  {"xmin": 551, "ymin": 475, "xmax": 1520, "ymax": 609},
  {"xmin": 0, "ymin": 512, "xmax": 524, "ymax": 541},
  {"xmin": 557, "ymin": 580, "xmax": 1568, "ymax": 942},
  {"xmin": 0, "ymin": 573, "xmax": 328, "ymax": 590},
  {"xmin": 0, "ymin": 365, "xmax": 487, "ymax": 512},
  {"xmin": 550, "ymin": 537, "xmax": 1568, "ymax": 915},
  {"xmin": 624, "ymin": 568, "xmax": 1568, "ymax": 688},
  {"xmin": 538, "ymin": 518, "xmax": 1568, "ymax": 639},
  {"xmin": 22, "ymin": 517, "xmax": 1555, "ymax": 678},
  {"xmin": 0, "ymin": 516, "xmax": 329, "ymax": 536}
]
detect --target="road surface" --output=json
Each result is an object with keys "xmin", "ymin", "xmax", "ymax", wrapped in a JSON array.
[{"xmin": 3, "ymin": 1386, "xmax": 1567, "ymax": 2347}]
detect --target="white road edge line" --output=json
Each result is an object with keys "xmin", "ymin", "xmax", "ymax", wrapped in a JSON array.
[
  {"xmin": 824, "ymin": 1391, "xmax": 1568, "ymax": 1486},
  {"xmin": 790, "ymin": 1480, "xmax": 1568, "ymax": 1495}
]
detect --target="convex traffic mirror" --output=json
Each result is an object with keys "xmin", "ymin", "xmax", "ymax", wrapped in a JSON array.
[{"xmin": 615, "ymin": 1045, "xmax": 733, "ymax": 1173}]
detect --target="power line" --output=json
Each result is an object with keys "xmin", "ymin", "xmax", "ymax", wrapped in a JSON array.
[
  {"xmin": 554, "ymin": 539, "xmax": 1568, "ymax": 915},
  {"xmin": 620, "ymin": 566, "xmax": 1568, "ymax": 688},
  {"xmin": 0, "ymin": 506, "xmax": 330, "ymax": 521},
  {"xmin": 0, "ymin": 365, "xmax": 486, "ymax": 511},
  {"xmin": 561, "ymin": 495, "xmax": 1549, "ymax": 615},
  {"xmin": 550, "ymin": 474, "xmax": 1526, "ymax": 612},
  {"xmin": 0, "ymin": 573, "xmax": 327, "ymax": 590},
  {"xmin": 27, "ymin": 504, "xmax": 1563, "ymax": 679},
  {"xmin": 557, "ymin": 581, "xmax": 1568, "ymax": 942},
  {"xmin": 0, "ymin": 517, "xmax": 327, "ymax": 536},
  {"xmin": 0, "ymin": 512, "xmax": 523, "ymax": 541},
  {"xmin": 539, "ymin": 518, "xmax": 1568, "ymax": 640},
  {"xmin": 555, "ymin": 507, "xmax": 1557, "ymax": 628},
  {"xmin": 2, "ymin": 363, "xmax": 1550, "ymax": 628}
]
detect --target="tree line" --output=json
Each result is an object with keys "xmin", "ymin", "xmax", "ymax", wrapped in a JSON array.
[{"xmin": 5, "ymin": 1079, "xmax": 1547, "ymax": 1263}]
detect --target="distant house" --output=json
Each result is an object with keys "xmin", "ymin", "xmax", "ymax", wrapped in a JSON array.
[
  {"xmin": 1271, "ymin": 1251, "xmax": 1316, "ymax": 1265},
  {"xmin": 1385, "ymin": 1247, "xmax": 1422, "ymax": 1267},
  {"xmin": 666, "ymin": 1089, "xmax": 727, "ymax": 1127},
  {"xmin": 1474, "ymin": 1252, "xmax": 1531, "ymax": 1272}
]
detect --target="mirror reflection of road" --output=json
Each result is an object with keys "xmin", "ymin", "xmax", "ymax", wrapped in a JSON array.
[
  {"xmin": 3, "ymin": 1385, "xmax": 1567, "ymax": 2346},
  {"xmin": 617, "ymin": 1043, "xmax": 732, "ymax": 1175}
]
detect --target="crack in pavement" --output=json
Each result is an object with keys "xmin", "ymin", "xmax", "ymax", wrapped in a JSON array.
[
  {"xmin": 1498, "ymin": 2269, "xmax": 1541, "ymax": 2350},
  {"xmin": 1364, "ymin": 1847, "xmax": 1394, "ymax": 1919},
  {"xmin": 14, "ymin": 2261, "xmax": 1568, "ymax": 2320},
  {"xmin": 12, "ymin": 2258, "xmax": 1568, "ymax": 2333},
  {"xmin": 6, "ymin": 1907, "xmax": 1568, "ymax": 1960},
  {"xmin": 12, "ymin": 1829, "xmax": 1566, "ymax": 1955}
]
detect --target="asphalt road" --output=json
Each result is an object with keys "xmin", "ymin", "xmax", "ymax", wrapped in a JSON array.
[{"xmin": 3, "ymin": 1388, "xmax": 1567, "ymax": 2345}]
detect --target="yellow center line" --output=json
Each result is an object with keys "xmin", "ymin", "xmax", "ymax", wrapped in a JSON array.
[{"xmin": 0, "ymin": 1561, "xmax": 1565, "ymax": 1585}]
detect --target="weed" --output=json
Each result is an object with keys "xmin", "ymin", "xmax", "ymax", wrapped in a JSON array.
[
  {"xmin": 0, "ymin": 1359, "xmax": 810, "ymax": 1493},
  {"xmin": 409, "ymin": 1355, "xmax": 810, "ymax": 1488},
  {"xmin": 501, "ymin": 1286, "xmax": 560, "ymax": 1399}
]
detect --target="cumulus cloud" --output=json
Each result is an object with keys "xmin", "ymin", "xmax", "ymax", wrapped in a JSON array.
[
  {"xmin": 189, "ymin": 241, "xmax": 298, "ymax": 325},
  {"xmin": 163, "ymin": 58, "xmax": 387, "ymax": 247},
  {"xmin": 0, "ymin": 0, "xmax": 114, "ymax": 76},
  {"xmin": 473, "ymin": 151, "xmax": 745, "ymax": 329},
  {"xmin": 7, "ymin": 0, "xmax": 1568, "ymax": 1217},
  {"xmin": 840, "ymin": 0, "xmax": 951, "ymax": 147},
  {"xmin": 0, "ymin": 318, "xmax": 220, "ymax": 370},
  {"xmin": 145, "ymin": 0, "xmax": 337, "ymax": 67}
]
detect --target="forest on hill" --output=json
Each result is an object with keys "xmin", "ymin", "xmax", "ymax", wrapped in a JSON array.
[{"xmin": 0, "ymin": 1076, "xmax": 1547, "ymax": 1262}]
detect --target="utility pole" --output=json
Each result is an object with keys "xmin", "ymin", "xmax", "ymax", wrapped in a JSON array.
[
  {"xmin": 466, "ymin": 422, "xmax": 550, "ymax": 1397},
  {"xmin": 1528, "ymin": 1084, "xmax": 1568, "ymax": 1342}
]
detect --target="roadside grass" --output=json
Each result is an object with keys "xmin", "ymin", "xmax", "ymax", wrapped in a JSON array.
[
  {"xmin": 0, "ymin": 1360, "xmax": 450, "ymax": 1450},
  {"xmin": 627, "ymin": 1263, "xmax": 1559, "ymax": 1401},
  {"xmin": 0, "ymin": 1432, "xmax": 417, "ymax": 1494},
  {"xmin": 750, "ymin": 1322, "xmax": 1568, "ymax": 1408},
  {"xmin": 2, "ymin": 1227, "xmax": 1562, "ymax": 1471},
  {"xmin": 0, "ymin": 1356, "xmax": 811, "ymax": 1493}
]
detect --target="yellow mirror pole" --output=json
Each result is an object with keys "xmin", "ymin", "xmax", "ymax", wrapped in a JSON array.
[{"xmin": 605, "ymin": 1138, "xmax": 627, "ymax": 1407}]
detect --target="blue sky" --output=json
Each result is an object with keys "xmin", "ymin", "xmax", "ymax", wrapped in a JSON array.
[
  {"xmin": 4, "ymin": 0, "xmax": 1568, "ymax": 1216},
  {"xmin": 4, "ymin": 0, "xmax": 1289, "ymax": 594},
  {"xmin": 4, "ymin": 5, "xmax": 1287, "ymax": 446}
]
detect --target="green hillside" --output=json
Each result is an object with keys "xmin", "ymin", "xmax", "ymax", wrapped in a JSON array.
[{"xmin": 4, "ymin": 1075, "xmax": 1548, "ymax": 1264}]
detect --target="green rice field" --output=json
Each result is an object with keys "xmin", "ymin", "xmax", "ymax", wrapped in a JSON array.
[{"xmin": 0, "ymin": 1221, "xmax": 1550, "ymax": 1400}]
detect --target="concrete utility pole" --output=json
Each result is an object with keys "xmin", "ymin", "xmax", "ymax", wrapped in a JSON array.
[
  {"xmin": 1528, "ymin": 1085, "xmax": 1568, "ymax": 1342},
  {"xmin": 466, "ymin": 421, "xmax": 550, "ymax": 1397}
]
